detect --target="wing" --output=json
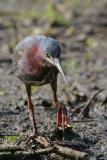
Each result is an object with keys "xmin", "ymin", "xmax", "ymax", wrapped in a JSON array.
[{"xmin": 12, "ymin": 35, "xmax": 50, "ymax": 84}]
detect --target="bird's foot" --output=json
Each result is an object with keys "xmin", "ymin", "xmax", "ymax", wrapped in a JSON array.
[
  {"xmin": 56, "ymin": 103, "xmax": 68, "ymax": 129},
  {"xmin": 25, "ymin": 132, "xmax": 36, "ymax": 145},
  {"xmin": 26, "ymin": 133, "xmax": 49, "ymax": 148}
]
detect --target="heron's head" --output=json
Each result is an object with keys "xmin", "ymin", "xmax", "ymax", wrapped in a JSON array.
[{"xmin": 41, "ymin": 37, "xmax": 67, "ymax": 84}]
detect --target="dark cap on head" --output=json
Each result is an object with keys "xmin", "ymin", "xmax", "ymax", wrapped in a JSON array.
[{"xmin": 42, "ymin": 37, "xmax": 61, "ymax": 58}]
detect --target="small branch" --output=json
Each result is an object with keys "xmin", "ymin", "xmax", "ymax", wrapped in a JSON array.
[
  {"xmin": 71, "ymin": 103, "xmax": 86, "ymax": 114},
  {"xmin": 0, "ymin": 149, "xmax": 53, "ymax": 160},
  {"xmin": 0, "ymin": 145, "xmax": 23, "ymax": 152},
  {"xmin": 72, "ymin": 119, "xmax": 94, "ymax": 123},
  {"xmin": 54, "ymin": 144, "xmax": 89, "ymax": 160},
  {"xmin": 0, "ymin": 58, "xmax": 12, "ymax": 63},
  {"xmin": 76, "ymin": 88, "xmax": 104, "ymax": 120},
  {"xmin": 0, "ymin": 144, "xmax": 89, "ymax": 160}
]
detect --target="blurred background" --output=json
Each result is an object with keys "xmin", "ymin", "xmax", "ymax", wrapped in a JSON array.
[
  {"xmin": 0, "ymin": 0, "xmax": 107, "ymax": 83},
  {"xmin": 0, "ymin": 0, "xmax": 107, "ymax": 159}
]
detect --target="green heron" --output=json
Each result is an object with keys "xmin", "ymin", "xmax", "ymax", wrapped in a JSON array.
[{"xmin": 13, "ymin": 35, "xmax": 68, "ymax": 139}]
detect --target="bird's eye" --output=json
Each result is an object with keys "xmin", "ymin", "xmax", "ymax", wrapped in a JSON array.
[{"xmin": 45, "ymin": 52, "xmax": 50, "ymax": 57}]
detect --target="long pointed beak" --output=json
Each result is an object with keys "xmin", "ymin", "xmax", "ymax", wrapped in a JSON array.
[
  {"xmin": 53, "ymin": 58, "xmax": 67, "ymax": 85},
  {"xmin": 45, "ymin": 56, "xmax": 67, "ymax": 85}
]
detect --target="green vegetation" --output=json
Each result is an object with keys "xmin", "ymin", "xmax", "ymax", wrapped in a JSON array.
[
  {"xmin": 19, "ymin": 10, "xmax": 38, "ymax": 19},
  {"xmin": 4, "ymin": 135, "xmax": 18, "ymax": 142},
  {"xmin": 44, "ymin": 3, "xmax": 70, "ymax": 26}
]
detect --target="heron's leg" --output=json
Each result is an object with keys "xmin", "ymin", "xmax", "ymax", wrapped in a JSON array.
[
  {"xmin": 26, "ymin": 84, "xmax": 37, "ymax": 136},
  {"xmin": 50, "ymin": 74, "xmax": 59, "ymax": 106},
  {"xmin": 50, "ymin": 75, "xmax": 68, "ymax": 128}
]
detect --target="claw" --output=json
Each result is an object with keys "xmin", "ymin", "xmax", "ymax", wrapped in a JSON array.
[
  {"xmin": 25, "ymin": 133, "xmax": 36, "ymax": 144},
  {"xmin": 56, "ymin": 104, "xmax": 68, "ymax": 128}
]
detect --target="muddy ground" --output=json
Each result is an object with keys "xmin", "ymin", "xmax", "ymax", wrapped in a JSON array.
[{"xmin": 0, "ymin": 0, "xmax": 107, "ymax": 159}]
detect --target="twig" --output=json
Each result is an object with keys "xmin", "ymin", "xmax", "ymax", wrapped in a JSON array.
[
  {"xmin": 76, "ymin": 88, "xmax": 104, "ymax": 120},
  {"xmin": 72, "ymin": 119, "xmax": 94, "ymax": 123},
  {"xmin": 0, "ymin": 145, "xmax": 24, "ymax": 152},
  {"xmin": 0, "ymin": 149, "xmax": 54, "ymax": 160},
  {"xmin": 54, "ymin": 144, "xmax": 89, "ymax": 160},
  {"xmin": 0, "ymin": 144, "xmax": 89, "ymax": 160},
  {"xmin": 0, "ymin": 58, "xmax": 12, "ymax": 63},
  {"xmin": 71, "ymin": 103, "xmax": 86, "ymax": 114}
]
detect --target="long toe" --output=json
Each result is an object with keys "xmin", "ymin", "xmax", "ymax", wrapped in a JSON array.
[
  {"xmin": 56, "ymin": 106, "xmax": 63, "ymax": 128},
  {"xmin": 56, "ymin": 104, "xmax": 68, "ymax": 129},
  {"xmin": 62, "ymin": 106, "xmax": 68, "ymax": 128},
  {"xmin": 26, "ymin": 133, "xmax": 36, "ymax": 144}
]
